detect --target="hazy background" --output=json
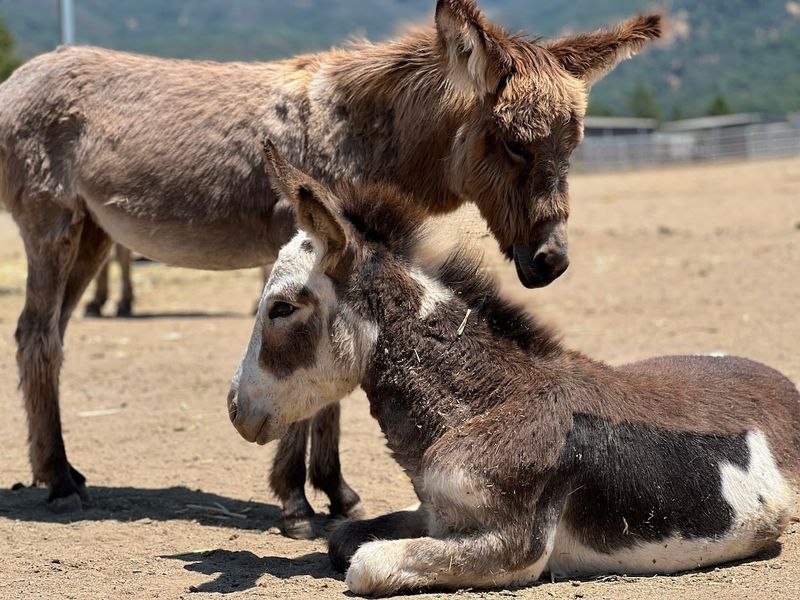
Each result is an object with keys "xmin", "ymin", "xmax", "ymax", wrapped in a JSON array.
[{"xmin": 1, "ymin": 0, "xmax": 799, "ymax": 120}]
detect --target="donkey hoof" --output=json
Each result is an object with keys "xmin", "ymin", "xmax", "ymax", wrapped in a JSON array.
[
  {"xmin": 84, "ymin": 302, "xmax": 104, "ymax": 318},
  {"xmin": 49, "ymin": 492, "xmax": 84, "ymax": 514},
  {"xmin": 283, "ymin": 516, "xmax": 316, "ymax": 540},
  {"xmin": 116, "ymin": 303, "xmax": 133, "ymax": 318},
  {"xmin": 342, "ymin": 501, "xmax": 366, "ymax": 520}
]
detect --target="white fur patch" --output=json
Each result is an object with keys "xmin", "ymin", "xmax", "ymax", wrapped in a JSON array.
[
  {"xmin": 409, "ymin": 268, "xmax": 454, "ymax": 319},
  {"xmin": 548, "ymin": 429, "xmax": 790, "ymax": 578},
  {"xmin": 346, "ymin": 539, "xmax": 422, "ymax": 596},
  {"xmin": 720, "ymin": 430, "xmax": 790, "ymax": 534},
  {"xmin": 423, "ymin": 467, "xmax": 488, "ymax": 511}
]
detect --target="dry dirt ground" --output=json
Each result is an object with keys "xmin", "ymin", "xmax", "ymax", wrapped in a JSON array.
[{"xmin": 1, "ymin": 157, "xmax": 799, "ymax": 599}]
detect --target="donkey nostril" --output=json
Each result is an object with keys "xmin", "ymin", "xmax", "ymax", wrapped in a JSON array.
[
  {"xmin": 533, "ymin": 250, "xmax": 569, "ymax": 277},
  {"xmin": 227, "ymin": 388, "xmax": 238, "ymax": 423},
  {"xmin": 228, "ymin": 401, "xmax": 238, "ymax": 424}
]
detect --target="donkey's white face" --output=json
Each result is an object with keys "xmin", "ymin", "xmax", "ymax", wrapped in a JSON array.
[{"xmin": 228, "ymin": 229, "xmax": 375, "ymax": 444}]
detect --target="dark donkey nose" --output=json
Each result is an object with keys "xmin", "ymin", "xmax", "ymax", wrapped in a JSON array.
[
  {"xmin": 513, "ymin": 219, "xmax": 569, "ymax": 289},
  {"xmin": 532, "ymin": 246, "xmax": 569, "ymax": 281}
]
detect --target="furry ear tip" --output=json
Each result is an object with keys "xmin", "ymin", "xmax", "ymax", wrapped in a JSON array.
[
  {"xmin": 261, "ymin": 138, "xmax": 278, "ymax": 162},
  {"xmin": 635, "ymin": 14, "xmax": 664, "ymax": 39}
]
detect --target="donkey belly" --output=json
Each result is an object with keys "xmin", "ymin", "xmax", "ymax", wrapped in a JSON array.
[
  {"xmin": 548, "ymin": 415, "xmax": 792, "ymax": 578},
  {"xmin": 83, "ymin": 194, "xmax": 295, "ymax": 270},
  {"xmin": 548, "ymin": 526, "xmax": 769, "ymax": 578}
]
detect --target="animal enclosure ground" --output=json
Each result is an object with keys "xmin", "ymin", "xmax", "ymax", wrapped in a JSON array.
[{"xmin": 1, "ymin": 156, "xmax": 799, "ymax": 599}]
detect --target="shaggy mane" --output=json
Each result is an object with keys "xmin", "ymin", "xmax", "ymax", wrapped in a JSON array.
[
  {"xmin": 435, "ymin": 246, "xmax": 563, "ymax": 355},
  {"xmin": 335, "ymin": 182, "xmax": 561, "ymax": 356},
  {"xmin": 337, "ymin": 182, "xmax": 429, "ymax": 258}
]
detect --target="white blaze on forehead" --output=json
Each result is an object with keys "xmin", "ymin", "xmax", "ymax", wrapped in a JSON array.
[
  {"xmin": 409, "ymin": 267, "xmax": 454, "ymax": 319},
  {"xmin": 262, "ymin": 231, "xmax": 318, "ymax": 301}
]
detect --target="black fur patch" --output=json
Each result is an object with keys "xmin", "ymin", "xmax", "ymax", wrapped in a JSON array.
[
  {"xmin": 437, "ymin": 247, "xmax": 561, "ymax": 354},
  {"xmin": 560, "ymin": 413, "xmax": 750, "ymax": 551}
]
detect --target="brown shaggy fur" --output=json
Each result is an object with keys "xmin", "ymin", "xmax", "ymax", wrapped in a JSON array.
[
  {"xmin": 0, "ymin": 0, "xmax": 661, "ymax": 527},
  {"xmin": 235, "ymin": 158, "xmax": 800, "ymax": 595}
]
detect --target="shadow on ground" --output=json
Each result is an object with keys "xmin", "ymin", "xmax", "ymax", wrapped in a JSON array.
[
  {"xmin": 0, "ymin": 484, "xmax": 329, "ymax": 537},
  {"xmin": 164, "ymin": 549, "xmax": 337, "ymax": 594},
  {"xmin": 84, "ymin": 310, "xmax": 243, "ymax": 320}
]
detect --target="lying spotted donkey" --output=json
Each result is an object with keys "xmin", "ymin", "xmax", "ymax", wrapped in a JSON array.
[{"xmin": 227, "ymin": 142, "xmax": 800, "ymax": 596}]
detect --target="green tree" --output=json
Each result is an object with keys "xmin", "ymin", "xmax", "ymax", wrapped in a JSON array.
[
  {"xmin": 671, "ymin": 104, "xmax": 685, "ymax": 122},
  {"xmin": 586, "ymin": 100, "xmax": 617, "ymax": 117},
  {"xmin": 0, "ymin": 15, "xmax": 21, "ymax": 82},
  {"xmin": 627, "ymin": 80, "xmax": 660, "ymax": 120},
  {"xmin": 706, "ymin": 93, "xmax": 732, "ymax": 116}
]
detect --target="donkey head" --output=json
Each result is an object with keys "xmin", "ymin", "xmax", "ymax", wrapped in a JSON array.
[
  {"xmin": 228, "ymin": 142, "xmax": 379, "ymax": 444},
  {"xmin": 435, "ymin": 0, "xmax": 661, "ymax": 287}
]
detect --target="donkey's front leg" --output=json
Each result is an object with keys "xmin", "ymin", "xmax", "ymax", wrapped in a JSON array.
[
  {"xmin": 269, "ymin": 419, "xmax": 315, "ymax": 538},
  {"xmin": 309, "ymin": 402, "xmax": 364, "ymax": 520},
  {"xmin": 346, "ymin": 525, "xmax": 556, "ymax": 597},
  {"xmin": 345, "ymin": 484, "xmax": 565, "ymax": 597},
  {"xmin": 329, "ymin": 503, "xmax": 429, "ymax": 572},
  {"xmin": 15, "ymin": 209, "xmax": 108, "ymax": 511}
]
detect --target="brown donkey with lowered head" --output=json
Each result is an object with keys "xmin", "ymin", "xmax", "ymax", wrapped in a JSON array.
[
  {"xmin": 0, "ymin": 0, "xmax": 660, "ymax": 530},
  {"xmin": 231, "ymin": 145, "xmax": 800, "ymax": 596}
]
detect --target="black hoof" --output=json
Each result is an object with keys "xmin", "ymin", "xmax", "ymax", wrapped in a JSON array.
[
  {"xmin": 328, "ymin": 520, "xmax": 367, "ymax": 573},
  {"xmin": 115, "ymin": 302, "xmax": 133, "ymax": 318},
  {"xmin": 329, "ymin": 486, "xmax": 364, "ymax": 519},
  {"xmin": 283, "ymin": 516, "xmax": 315, "ymax": 540},
  {"xmin": 84, "ymin": 302, "xmax": 104, "ymax": 318}
]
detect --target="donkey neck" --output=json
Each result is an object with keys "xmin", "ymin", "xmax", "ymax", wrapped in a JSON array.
[
  {"xmin": 354, "ymin": 261, "xmax": 578, "ymax": 474},
  {"xmin": 308, "ymin": 29, "xmax": 473, "ymax": 215}
]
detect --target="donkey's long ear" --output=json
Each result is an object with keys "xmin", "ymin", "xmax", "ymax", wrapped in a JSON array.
[
  {"xmin": 435, "ymin": 0, "xmax": 512, "ymax": 96},
  {"xmin": 261, "ymin": 140, "xmax": 349, "ymax": 276},
  {"xmin": 546, "ymin": 15, "xmax": 662, "ymax": 86}
]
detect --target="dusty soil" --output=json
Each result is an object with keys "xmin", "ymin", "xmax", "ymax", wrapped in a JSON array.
[{"xmin": 1, "ymin": 157, "xmax": 799, "ymax": 599}]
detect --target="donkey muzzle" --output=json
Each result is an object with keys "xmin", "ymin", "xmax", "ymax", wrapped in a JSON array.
[
  {"xmin": 227, "ymin": 384, "xmax": 275, "ymax": 444},
  {"xmin": 513, "ymin": 219, "xmax": 569, "ymax": 289}
]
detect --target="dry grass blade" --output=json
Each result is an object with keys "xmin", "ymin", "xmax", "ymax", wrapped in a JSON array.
[
  {"xmin": 76, "ymin": 407, "xmax": 123, "ymax": 418},
  {"xmin": 184, "ymin": 503, "xmax": 248, "ymax": 519},
  {"xmin": 456, "ymin": 309, "xmax": 472, "ymax": 336}
]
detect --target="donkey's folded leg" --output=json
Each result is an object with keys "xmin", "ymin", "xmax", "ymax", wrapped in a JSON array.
[
  {"xmin": 309, "ymin": 402, "xmax": 363, "ymax": 519},
  {"xmin": 345, "ymin": 525, "xmax": 556, "ymax": 597},
  {"xmin": 269, "ymin": 419, "xmax": 315, "ymax": 538},
  {"xmin": 329, "ymin": 504, "xmax": 429, "ymax": 572}
]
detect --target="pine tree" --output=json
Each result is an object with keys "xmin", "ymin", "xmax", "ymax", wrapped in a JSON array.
[
  {"xmin": 0, "ymin": 15, "xmax": 21, "ymax": 82},
  {"xmin": 627, "ymin": 80, "xmax": 660, "ymax": 120},
  {"xmin": 706, "ymin": 93, "xmax": 732, "ymax": 116}
]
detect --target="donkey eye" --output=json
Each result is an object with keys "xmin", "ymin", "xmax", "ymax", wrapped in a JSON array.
[
  {"xmin": 268, "ymin": 302, "xmax": 296, "ymax": 319},
  {"xmin": 504, "ymin": 140, "xmax": 531, "ymax": 162}
]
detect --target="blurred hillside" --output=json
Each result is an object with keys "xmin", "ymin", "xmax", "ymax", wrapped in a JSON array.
[{"xmin": 1, "ymin": 0, "xmax": 799, "ymax": 118}]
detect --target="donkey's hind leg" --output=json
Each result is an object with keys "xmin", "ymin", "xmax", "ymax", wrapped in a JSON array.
[
  {"xmin": 309, "ymin": 402, "xmax": 364, "ymax": 519},
  {"xmin": 84, "ymin": 257, "xmax": 110, "ymax": 317},
  {"xmin": 14, "ymin": 207, "xmax": 105, "ymax": 511},
  {"xmin": 270, "ymin": 420, "xmax": 316, "ymax": 538},
  {"xmin": 115, "ymin": 244, "xmax": 134, "ymax": 317},
  {"xmin": 62, "ymin": 218, "xmax": 113, "ymax": 336}
]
